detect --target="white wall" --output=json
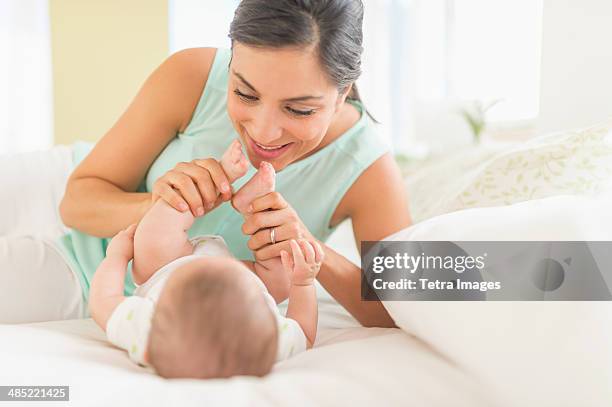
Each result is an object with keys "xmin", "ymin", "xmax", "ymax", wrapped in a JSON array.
[{"xmin": 538, "ymin": 0, "xmax": 612, "ymax": 133}]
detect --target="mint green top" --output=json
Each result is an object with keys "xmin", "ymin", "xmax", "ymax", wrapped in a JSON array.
[{"xmin": 56, "ymin": 48, "xmax": 390, "ymax": 302}]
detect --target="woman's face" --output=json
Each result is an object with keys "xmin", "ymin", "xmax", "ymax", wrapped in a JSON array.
[{"xmin": 227, "ymin": 42, "xmax": 348, "ymax": 171}]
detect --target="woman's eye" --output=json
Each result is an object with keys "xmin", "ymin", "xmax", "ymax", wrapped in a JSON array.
[
  {"xmin": 286, "ymin": 106, "xmax": 316, "ymax": 117},
  {"xmin": 234, "ymin": 89, "xmax": 258, "ymax": 103},
  {"xmin": 234, "ymin": 89, "xmax": 315, "ymax": 116}
]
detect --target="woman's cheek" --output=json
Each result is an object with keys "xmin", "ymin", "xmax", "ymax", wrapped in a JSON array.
[
  {"xmin": 226, "ymin": 99, "xmax": 245, "ymax": 128},
  {"xmin": 302, "ymin": 117, "xmax": 331, "ymax": 145}
]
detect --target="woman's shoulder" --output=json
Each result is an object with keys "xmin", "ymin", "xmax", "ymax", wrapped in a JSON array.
[
  {"xmin": 168, "ymin": 47, "xmax": 218, "ymax": 65},
  {"xmin": 174, "ymin": 48, "xmax": 234, "ymax": 136},
  {"xmin": 331, "ymin": 102, "xmax": 390, "ymax": 165},
  {"xmin": 162, "ymin": 47, "xmax": 222, "ymax": 132}
]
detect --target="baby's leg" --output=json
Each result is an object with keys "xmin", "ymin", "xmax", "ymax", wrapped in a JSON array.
[
  {"xmin": 132, "ymin": 200, "xmax": 195, "ymax": 285},
  {"xmin": 132, "ymin": 140, "xmax": 249, "ymax": 284},
  {"xmin": 232, "ymin": 161, "xmax": 276, "ymax": 213},
  {"xmin": 221, "ymin": 139, "xmax": 249, "ymax": 183}
]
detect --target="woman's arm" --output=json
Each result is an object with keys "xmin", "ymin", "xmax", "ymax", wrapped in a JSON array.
[
  {"xmin": 60, "ymin": 48, "xmax": 218, "ymax": 238},
  {"xmin": 242, "ymin": 258, "xmax": 291, "ymax": 304},
  {"xmin": 318, "ymin": 153, "xmax": 412, "ymax": 327},
  {"xmin": 244, "ymin": 153, "xmax": 412, "ymax": 328}
]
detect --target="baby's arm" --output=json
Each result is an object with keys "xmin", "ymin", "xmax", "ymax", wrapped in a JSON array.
[
  {"xmin": 90, "ymin": 224, "xmax": 137, "ymax": 331},
  {"xmin": 281, "ymin": 239, "xmax": 324, "ymax": 348}
]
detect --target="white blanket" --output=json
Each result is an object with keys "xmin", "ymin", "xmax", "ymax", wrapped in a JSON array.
[
  {"xmin": 0, "ymin": 298, "xmax": 491, "ymax": 407},
  {"xmin": 382, "ymin": 192, "xmax": 612, "ymax": 407}
]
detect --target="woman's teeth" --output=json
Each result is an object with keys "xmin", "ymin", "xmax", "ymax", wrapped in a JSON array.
[
  {"xmin": 256, "ymin": 143, "xmax": 285, "ymax": 150},
  {"xmin": 250, "ymin": 139, "xmax": 292, "ymax": 159}
]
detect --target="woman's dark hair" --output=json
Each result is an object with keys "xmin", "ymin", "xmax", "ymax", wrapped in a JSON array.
[{"xmin": 229, "ymin": 0, "xmax": 376, "ymax": 121}]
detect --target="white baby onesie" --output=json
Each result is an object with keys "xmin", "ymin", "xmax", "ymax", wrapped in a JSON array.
[{"xmin": 106, "ymin": 235, "xmax": 307, "ymax": 366}]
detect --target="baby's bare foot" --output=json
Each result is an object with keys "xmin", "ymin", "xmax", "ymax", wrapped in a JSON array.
[
  {"xmin": 220, "ymin": 139, "xmax": 249, "ymax": 183},
  {"xmin": 232, "ymin": 161, "xmax": 276, "ymax": 213}
]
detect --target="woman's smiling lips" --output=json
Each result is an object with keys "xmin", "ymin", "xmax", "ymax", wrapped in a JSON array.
[{"xmin": 247, "ymin": 136, "xmax": 293, "ymax": 160}]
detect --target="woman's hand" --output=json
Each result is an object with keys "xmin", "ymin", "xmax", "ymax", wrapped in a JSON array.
[
  {"xmin": 151, "ymin": 159, "xmax": 232, "ymax": 217},
  {"xmin": 242, "ymin": 191, "xmax": 317, "ymax": 261},
  {"xmin": 252, "ymin": 257, "xmax": 291, "ymax": 303}
]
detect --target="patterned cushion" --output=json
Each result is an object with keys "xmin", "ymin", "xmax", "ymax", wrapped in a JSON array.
[{"xmin": 415, "ymin": 120, "xmax": 612, "ymax": 221}]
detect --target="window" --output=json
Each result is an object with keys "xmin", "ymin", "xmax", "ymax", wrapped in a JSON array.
[
  {"xmin": 168, "ymin": 0, "xmax": 239, "ymax": 52},
  {"xmin": 0, "ymin": 0, "xmax": 53, "ymax": 154},
  {"xmin": 450, "ymin": 0, "xmax": 543, "ymax": 122},
  {"xmin": 168, "ymin": 0, "xmax": 544, "ymax": 154}
]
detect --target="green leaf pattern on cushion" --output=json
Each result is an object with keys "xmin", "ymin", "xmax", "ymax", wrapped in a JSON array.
[{"xmin": 407, "ymin": 121, "xmax": 612, "ymax": 221}]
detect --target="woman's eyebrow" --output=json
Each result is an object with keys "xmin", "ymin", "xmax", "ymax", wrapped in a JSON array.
[
  {"xmin": 232, "ymin": 70, "xmax": 324, "ymax": 102},
  {"xmin": 233, "ymin": 71, "xmax": 258, "ymax": 93}
]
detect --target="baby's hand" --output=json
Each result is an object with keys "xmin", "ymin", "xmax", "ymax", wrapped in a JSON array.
[
  {"xmin": 106, "ymin": 223, "xmax": 137, "ymax": 261},
  {"xmin": 280, "ymin": 239, "xmax": 324, "ymax": 286}
]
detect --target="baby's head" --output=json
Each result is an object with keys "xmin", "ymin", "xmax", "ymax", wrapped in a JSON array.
[{"xmin": 147, "ymin": 257, "xmax": 278, "ymax": 378}]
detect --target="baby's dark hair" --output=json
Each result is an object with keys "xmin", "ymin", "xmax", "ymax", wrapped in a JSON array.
[{"xmin": 147, "ymin": 266, "xmax": 278, "ymax": 378}]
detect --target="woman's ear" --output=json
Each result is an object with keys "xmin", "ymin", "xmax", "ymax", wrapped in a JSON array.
[{"xmin": 335, "ymin": 84, "xmax": 353, "ymax": 110}]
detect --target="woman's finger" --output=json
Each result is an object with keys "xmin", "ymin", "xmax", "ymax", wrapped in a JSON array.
[
  {"xmin": 193, "ymin": 170, "xmax": 218, "ymax": 210},
  {"xmin": 248, "ymin": 191, "xmax": 288, "ymax": 213},
  {"xmin": 299, "ymin": 239, "xmax": 315, "ymax": 264},
  {"xmin": 163, "ymin": 170, "xmax": 204, "ymax": 216},
  {"xmin": 254, "ymin": 240, "xmax": 292, "ymax": 261},
  {"xmin": 155, "ymin": 182, "xmax": 190, "ymax": 212},
  {"xmin": 193, "ymin": 158, "xmax": 232, "ymax": 202},
  {"xmin": 241, "ymin": 207, "xmax": 293, "ymax": 235},
  {"xmin": 175, "ymin": 163, "xmax": 219, "ymax": 211},
  {"xmin": 247, "ymin": 223, "xmax": 303, "ymax": 251}
]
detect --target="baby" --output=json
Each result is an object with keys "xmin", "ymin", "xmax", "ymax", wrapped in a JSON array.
[
  {"xmin": 131, "ymin": 140, "xmax": 291, "ymax": 303},
  {"xmin": 89, "ymin": 140, "xmax": 323, "ymax": 379}
]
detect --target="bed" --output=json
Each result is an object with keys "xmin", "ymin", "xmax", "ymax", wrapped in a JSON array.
[
  {"xmin": 2, "ymin": 121, "xmax": 611, "ymax": 407},
  {"xmin": 0, "ymin": 297, "xmax": 491, "ymax": 407}
]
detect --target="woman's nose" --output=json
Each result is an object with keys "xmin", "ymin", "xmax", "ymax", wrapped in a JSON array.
[{"xmin": 250, "ymin": 107, "xmax": 283, "ymax": 144}]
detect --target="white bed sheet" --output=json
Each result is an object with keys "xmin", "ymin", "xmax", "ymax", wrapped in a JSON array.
[{"xmin": 0, "ymin": 298, "xmax": 492, "ymax": 407}]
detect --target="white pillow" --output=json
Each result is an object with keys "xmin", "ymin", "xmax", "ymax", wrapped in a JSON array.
[
  {"xmin": 382, "ymin": 192, "xmax": 612, "ymax": 407},
  {"xmin": 414, "ymin": 120, "xmax": 612, "ymax": 221}
]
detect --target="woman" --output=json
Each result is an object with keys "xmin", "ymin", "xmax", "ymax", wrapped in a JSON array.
[{"xmin": 2, "ymin": 0, "xmax": 411, "ymax": 326}]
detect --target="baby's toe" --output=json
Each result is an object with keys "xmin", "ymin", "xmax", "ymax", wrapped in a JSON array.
[
  {"xmin": 221, "ymin": 140, "xmax": 249, "ymax": 182},
  {"xmin": 232, "ymin": 162, "xmax": 276, "ymax": 213}
]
